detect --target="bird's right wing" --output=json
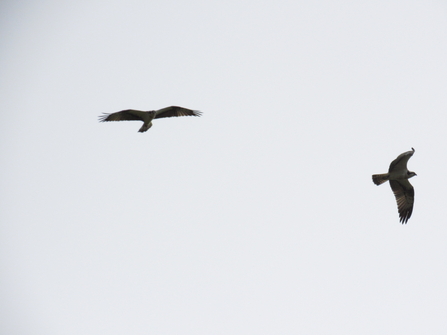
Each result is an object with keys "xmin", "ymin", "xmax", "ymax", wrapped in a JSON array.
[
  {"xmin": 389, "ymin": 179, "xmax": 414, "ymax": 224},
  {"xmin": 154, "ymin": 106, "xmax": 201, "ymax": 119}
]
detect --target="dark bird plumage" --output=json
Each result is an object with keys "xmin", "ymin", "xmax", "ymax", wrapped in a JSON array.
[
  {"xmin": 372, "ymin": 148, "xmax": 417, "ymax": 224},
  {"xmin": 99, "ymin": 106, "xmax": 201, "ymax": 132}
]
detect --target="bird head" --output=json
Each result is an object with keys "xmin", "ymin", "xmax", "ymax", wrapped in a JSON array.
[{"xmin": 408, "ymin": 171, "xmax": 417, "ymax": 178}]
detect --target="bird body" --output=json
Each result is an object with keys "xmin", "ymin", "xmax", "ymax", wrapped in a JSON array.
[
  {"xmin": 99, "ymin": 106, "xmax": 201, "ymax": 132},
  {"xmin": 372, "ymin": 148, "xmax": 416, "ymax": 224}
]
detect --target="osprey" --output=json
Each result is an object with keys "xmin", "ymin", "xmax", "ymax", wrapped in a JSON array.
[
  {"xmin": 372, "ymin": 148, "xmax": 417, "ymax": 224},
  {"xmin": 99, "ymin": 106, "xmax": 201, "ymax": 132}
]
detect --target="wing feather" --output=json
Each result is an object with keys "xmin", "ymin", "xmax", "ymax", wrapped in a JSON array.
[
  {"xmin": 99, "ymin": 110, "xmax": 147, "ymax": 122},
  {"xmin": 389, "ymin": 180, "xmax": 414, "ymax": 224},
  {"xmin": 388, "ymin": 148, "xmax": 415, "ymax": 173},
  {"xmin": 154, "ymin": 106, "xmax": 201, "ymax": 119}
]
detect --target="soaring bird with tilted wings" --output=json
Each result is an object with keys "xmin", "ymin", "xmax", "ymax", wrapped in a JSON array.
[
  {"xmin": 99, "ymin": 106, "xmax": 201, "ymax": 133},
  {"xmin": 372, "ymin": 148, "xmax": 417, "ymax": 224}
]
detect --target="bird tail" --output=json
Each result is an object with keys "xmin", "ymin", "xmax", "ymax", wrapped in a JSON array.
[
  {"xmin": 372, "ymin": 173, "xmax": 389, "ymax": 185},
  {"xmin": 138, "ymin": 122, "xmax": 152, "ymax": 133}
]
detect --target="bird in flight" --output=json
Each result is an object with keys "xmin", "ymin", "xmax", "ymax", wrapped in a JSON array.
[
  {"xmin": 99, "ymin": 106, "xmax": 201, "ymax": 132},
  {"xmin": 372, "ymin": 148, "xmax": 417, "ymax": 224}
]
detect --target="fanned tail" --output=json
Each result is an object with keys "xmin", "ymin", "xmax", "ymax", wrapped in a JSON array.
[{"xmin": 372, "ymin": 173, "xmax": 389, "ymax": 185}]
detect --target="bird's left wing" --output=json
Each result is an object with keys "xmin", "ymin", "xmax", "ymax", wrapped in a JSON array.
[
  {"xmin": 99, "ymin": 110, "xmax": 146, "ymax": 122},
  {"xmin": 388, "ymin": 148, "xmax": 415, "ymax": 173},
  {"xmin": 389, "ymin": 179, "xmax": 414, "ymax": 224},
  {"xmin": 154, "ymin": 106, "xmax": 201, "ymax": 119}
]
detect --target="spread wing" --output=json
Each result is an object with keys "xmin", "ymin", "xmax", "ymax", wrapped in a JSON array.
[
  {"xmin": 154, "ymin": 106, "xmax": 201, "ymax": 119},
  {"xmin": 389, "ymin": 179, "xmax": 414, "ymax": 224},
  {"xmin": 388, "ymin": 148, "xmax": 415, "ymax": 173},
  {"xmin": 99, "ymin": 109, "xmax": 147, "ymax": 122}
]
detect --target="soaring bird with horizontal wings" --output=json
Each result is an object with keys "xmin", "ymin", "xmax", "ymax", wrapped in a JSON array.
[
  {"xmin": 372, "ymin": 148, "xmax": 417, "ymax": 224},
  {"xmin": 99, "ymin": 106, "xmax": 201, "ymax": 132}
]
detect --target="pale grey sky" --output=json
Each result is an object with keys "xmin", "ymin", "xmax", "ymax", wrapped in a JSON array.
[{"xmin": 1, "ymin": 1, "xmax": 447, "ymax": 334}]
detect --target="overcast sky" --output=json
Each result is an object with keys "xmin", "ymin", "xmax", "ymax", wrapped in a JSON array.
[{"xmin": 1, "ymin": 1, "xmax": 447, "ymax": 334}]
